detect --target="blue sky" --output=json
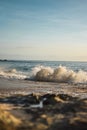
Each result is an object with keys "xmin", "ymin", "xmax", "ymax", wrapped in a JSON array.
[{"xmin": 0, "ymin": 0, "xmax": 87, "ymax": 61}]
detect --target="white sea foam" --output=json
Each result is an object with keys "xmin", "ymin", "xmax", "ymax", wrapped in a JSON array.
[
  {"xmin": 32, "ymin": 65, "xmax": 53, "ymax": 75},
  {"xmin": 32, "ymin": 65, "xmax": 87, "ymax": 83},
  {"xmin": 0, "ymin": 68, "xmax": 27, "ymax": 79}
]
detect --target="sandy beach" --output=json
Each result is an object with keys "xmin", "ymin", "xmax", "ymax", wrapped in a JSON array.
[{"xmin": 0, "ymin": 78, "xmax": 87, "ymax": 130}]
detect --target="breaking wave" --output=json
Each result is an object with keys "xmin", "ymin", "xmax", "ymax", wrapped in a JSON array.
[
  {"xmin": 0, "ymin": 65, "xmax": 87, "ymax": 83},
  {"xmin": 32, "ymin": 65, "xmax": 87, "ymax": 83},
  {"xmin": 0, "ymin": 68, "xmax": 27, "ymax": 79}
]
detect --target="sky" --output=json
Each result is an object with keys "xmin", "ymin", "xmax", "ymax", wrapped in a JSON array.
[{"xmin": 0, "ymin": 0, "xmax": 87, "ymax": 61}]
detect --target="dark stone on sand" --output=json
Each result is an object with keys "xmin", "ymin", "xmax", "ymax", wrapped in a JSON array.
[
  {"xmin": 57, "ymin": 94, "xmax": 78, "ymax": 101},
  {"xmin": 41, "ymin": 94, "xmax": 57, "ymax": 105}
]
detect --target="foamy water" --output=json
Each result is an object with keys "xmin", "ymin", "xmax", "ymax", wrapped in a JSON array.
[
  {"xmin": 0, "ymin": 60, "xmax": 87, "ymax": 83},
  {"xmin": 33, "ymin": 65, "xmax": 87, "ymax": 83},
  {"xmin": 0, "ymin": 68, "xmax": 27, "ymax": 79}
]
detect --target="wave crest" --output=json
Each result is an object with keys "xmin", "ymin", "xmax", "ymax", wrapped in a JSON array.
[{"xmin": 33, "ymin": 65, "xmax": 87, "ymax": 83}]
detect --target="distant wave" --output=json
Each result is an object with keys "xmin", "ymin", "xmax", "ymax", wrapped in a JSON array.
[{"xmin": 32, "ymin": 65, "xmax": 87, "ymax": 83}]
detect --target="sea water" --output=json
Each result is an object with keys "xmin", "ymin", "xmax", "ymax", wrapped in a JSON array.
[{"xmin": 0, "ymin": 60, "xmax": 87, "ymax": 84}]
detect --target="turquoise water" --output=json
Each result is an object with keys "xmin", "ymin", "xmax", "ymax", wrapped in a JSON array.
[{"xmin": 0, "ymin": 60, "xmax": 87, "ymax": 83}]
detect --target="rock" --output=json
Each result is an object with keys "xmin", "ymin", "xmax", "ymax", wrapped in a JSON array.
[{"xmin": 0, "ymin": 93, "xmax": 87, "ymax": 130}]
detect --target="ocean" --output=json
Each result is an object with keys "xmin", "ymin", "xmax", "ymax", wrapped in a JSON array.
[{"xmin": 0, "ymin": 60, "xmax": 87, "ymax": 84}]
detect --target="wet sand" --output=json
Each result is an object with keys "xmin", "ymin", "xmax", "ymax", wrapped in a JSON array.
[
  {"xmin": 0, "ymin": 78, "xmax": 87, "ymax": 130},
  {"xmin": 0, "ymin": 78, "xmax": 87, "ymax": 98}
]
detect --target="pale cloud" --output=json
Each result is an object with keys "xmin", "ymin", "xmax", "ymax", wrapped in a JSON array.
[{"xmin": 15, "ymin": 46, "xmax": 35, "ymax": 49}]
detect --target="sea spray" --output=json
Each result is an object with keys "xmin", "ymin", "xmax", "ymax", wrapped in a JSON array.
[{"xmin": 33, "ymin": 65, "xmax": 87, "ymax": 83}]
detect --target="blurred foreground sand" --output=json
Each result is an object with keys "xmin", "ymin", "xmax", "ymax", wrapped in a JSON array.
[{"xmin": 0, "ymin": 78, "xmax": 87, "ymax": 130}]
